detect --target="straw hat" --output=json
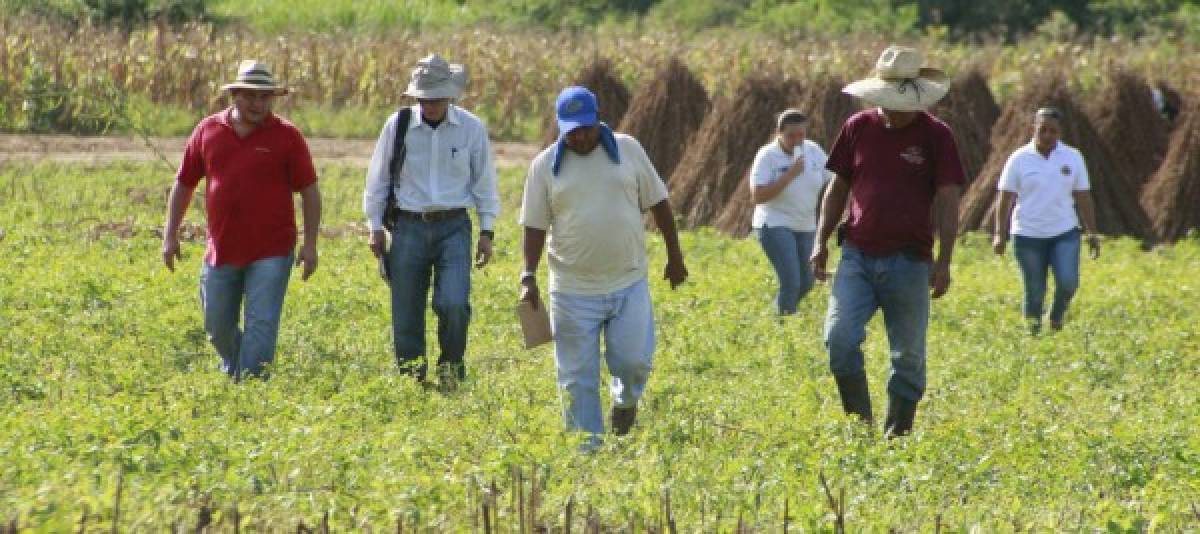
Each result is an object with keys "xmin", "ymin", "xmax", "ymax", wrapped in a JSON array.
[
  {"xmin": 843, "ymin": 46, "xmax": 947, "ymax": 112},
  {"xmin": 404, "ymin": 54, "xmax": 467, "ymax": 99},
  {"xmin": 220, "ymin": 60, "xmax": 289, "ymax": 95}
]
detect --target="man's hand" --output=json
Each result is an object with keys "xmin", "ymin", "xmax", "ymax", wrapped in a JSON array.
[
  {"xmin": 368, "ymin": 229, "xmax": 387, "ymax": 259},
  {"xmin": 930, "ymin": 260, "xmax": 951, "ymax": 299},
  {"xmin": 1086, "ymin": 234, "xmax": 1101, "ymax": 260},
  {"xmin": 475, "ymin": 235, "xmax": 494, "ymax": 268},
  {"xmin": 664, "ymin": 260, "xmax": 688, "ymax": 289},
  {"xmin": 296, "ymin": 241, "xmax": 318, "ymax": 281},
  {"xmin": 162, "ymin": 234, "xmax": 182, "ymax": 272},
  {"xmin": 992, "ymin": 234, "xmax": 1007, "ymax": 256},
  {"xmin": 519, "ymin": 278, "xmax": 541, "ymax": 310},
  {"xmin": 810, "ymin": 243, "xmax": 831, "ymax": 282}
]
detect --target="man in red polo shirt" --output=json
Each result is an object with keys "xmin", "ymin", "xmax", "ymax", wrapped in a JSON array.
[
  {"xmin": 161, "ymin": 60, "xmax": 322, "ymax": 381},
  {"xmin": 810, "ymin": 46, "xmax": 964, "ymax": 437}
]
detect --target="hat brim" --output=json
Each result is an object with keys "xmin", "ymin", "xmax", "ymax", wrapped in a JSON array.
[
  {"xmin": 843, "ymin": 77, "xmax": 947, "ymax": 112},
  {"xmin": 403, "ymin": 83, "xmax": 464, "ymax": 100},
  {"xmin": 221, "ymin": 83, "xmax": 289, "ymax": 96},
  {"xmin": 557, "ymin": 113, "xmax": 598, "ymax": 137}
]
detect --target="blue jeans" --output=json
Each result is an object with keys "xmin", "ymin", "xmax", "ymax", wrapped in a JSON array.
[
  {"xmin": 823, "ymin": 246, "xmax": 930, "ymax": 402},
  {"xmin": 755, "ymin": 226, "xmax": 816, "ymax": 315},
  {"xmin": 387, "ymin": 214, "xmax": 472, "ymax": 379},
  {"xmin": 550, "ymin": 278, "xmax": 655, "ymax": 436},
  {"xmin": 199, "ymin": 254, "xmax": 293, "ymax": 380},
  {"xmin": 1012, "ymin": 228, "xmax": 1081, "ymax": 324}
]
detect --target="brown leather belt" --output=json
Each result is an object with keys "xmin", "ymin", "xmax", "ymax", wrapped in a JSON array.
[{"xmin": 395, "ymin": 208, "xmax": 467, "ymax": 222}]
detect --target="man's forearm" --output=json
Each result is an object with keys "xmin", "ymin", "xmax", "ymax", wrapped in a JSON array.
[
  {"xmin": 994, "ymin": 192, "xmax": 1015, "ymax": 239},
  {"xmin": 1074, "ymin": 192, "xmax": 1098, "ymax": 234},
  {"xmin": 301, "ymin": 184, "xmax": 322, "ymax": 245},
  {"xmin": 522, "ymin": 227, "xmax": 547, "ymax": 273},
  {"xmin": 650, "ymin": 200, "xmax": 684, "ymax": 262},
  {"xmin": 815, "ymin": 177, "xmax": 849, "ymax": 246},
  {"xmin": 935, "ymin": 186, "xmax": 961, "ymax": 263},
  {"xmin": 164, "ymin": 181, "xmax": 195, "ymax": 236}
]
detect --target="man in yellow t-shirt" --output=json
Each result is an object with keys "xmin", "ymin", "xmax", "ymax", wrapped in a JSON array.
[{"xmin": 518, "ymin": 86, "xmax": 688, "ymax": 444}]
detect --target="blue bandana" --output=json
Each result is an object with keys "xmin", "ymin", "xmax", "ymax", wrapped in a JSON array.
[{"xmin": 552, "ymin": 123, "xmax": 620, "ymax": 176}]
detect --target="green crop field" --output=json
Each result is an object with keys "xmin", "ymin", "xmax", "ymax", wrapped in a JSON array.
[{"xmin": 0, "ymin": 158, "xmax": 1197, "ymax": 531}]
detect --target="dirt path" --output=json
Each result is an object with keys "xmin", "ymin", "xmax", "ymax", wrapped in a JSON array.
[{"xmin": 0, "ymin": 134, "xmax": 541, "ymax": 168}]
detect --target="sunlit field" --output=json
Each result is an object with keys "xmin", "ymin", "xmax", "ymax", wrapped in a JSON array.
[{"xmin": 1, "ymin": 160, "xmax": 1197, "ymax": 530}]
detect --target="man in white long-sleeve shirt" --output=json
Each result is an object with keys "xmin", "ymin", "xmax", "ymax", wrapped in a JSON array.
[{"xmin": 363, "ymin": 54, "xmax": 500, "ymax": 387}]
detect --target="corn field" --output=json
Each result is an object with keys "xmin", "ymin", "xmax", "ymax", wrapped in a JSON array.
[{"xmin": 1, "ymin": 15, "xmax": 1199, "ymax": 139}]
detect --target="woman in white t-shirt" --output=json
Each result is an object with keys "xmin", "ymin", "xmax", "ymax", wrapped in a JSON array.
[
  {"xmin": 750, "ymin": 109, "xmax": 831, "ymax": 315},
  {"xmin": 992, "ymin": 107, "xmax": 1101, "ymax": 335}
]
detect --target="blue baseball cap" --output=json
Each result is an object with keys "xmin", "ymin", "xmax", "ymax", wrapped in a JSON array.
[{"xmin": 555, "ymin": 86, "xmax": 599, "ymax": 136}]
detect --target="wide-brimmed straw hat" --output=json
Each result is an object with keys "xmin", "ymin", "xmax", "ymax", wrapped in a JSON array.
[
  {"xmin": 843, "ymin": 46, "xmax": 947, "ymax": 112},
  {"xmin": 404, "ymin": 54, "xmax": 467, "ymax": 99},
  {"xmin": 220, "ymin": 60, "xmax": 289, "ymax": 96}
]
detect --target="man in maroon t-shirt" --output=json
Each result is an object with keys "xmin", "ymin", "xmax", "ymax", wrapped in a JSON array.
[
  {"xmin": 161, "ymin": 60, "xmax": 322, "ymax": 381},
  {"xmin": 810, "ymin": 46, "xmax": 965, "ymax": 437}
]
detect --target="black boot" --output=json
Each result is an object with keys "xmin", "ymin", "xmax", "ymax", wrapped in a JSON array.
[
  {"xmin": 833, "ymin": 372, "xmax": 873, "ymax": 423},
  {"xmin": 436, "ymin": 362, "xmax": 464, "ymax": 394},
  {"xmin": 610, "ymin": 405, "xmax": 638, "ymax": 436},
  {"xmin": 884, "ymin": 394, "xmax": 918, "ymax": 438},
  {"xmin": 396, "ymin": 356, "xmax": 428, "ymax": 384}
]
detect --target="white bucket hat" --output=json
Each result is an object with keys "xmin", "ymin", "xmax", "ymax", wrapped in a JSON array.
[
  {"xmin": 404, "ymin": 54, "xmax": 467, "ymax": 99},
  {"xmin": 843, "ymin": 46, "xmax": 947, "ymax": 112},
  {"xmin": 220, "ymin": 60, "xmax": 289, "ymax": 95}
]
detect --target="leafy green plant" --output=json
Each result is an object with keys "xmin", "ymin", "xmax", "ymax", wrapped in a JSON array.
[{"xmin": 0, "ymin": 159, "xmax": 1197, "ymax": 530}]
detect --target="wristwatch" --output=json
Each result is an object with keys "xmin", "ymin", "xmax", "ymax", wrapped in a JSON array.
[{"xmin": 519, "ymin": 270, "xmax": 536, "ymax": 283}]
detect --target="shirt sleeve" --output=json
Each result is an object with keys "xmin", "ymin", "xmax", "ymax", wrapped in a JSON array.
[
  {"xmin": 749, "ymin": 147, "xmax": 773, "ymax": 187},
  {"xmin": 1072, "ymin": 151, "xmax": 1091, "ymax": 191},
  {"xmin": 997, "ymin": 152, "xmax": 1020, "ymax": 192},
  {"xmin": 175, "ymin": 123, "xmax": 206, "ymax": 188},
  {"xmin": 469, "ymin": 121, "xmax": 501, "ymax": 231},
  {"xmin": 363, "ymin": 112, "xmax": 398, "ymax": 232},
  {"xmin": 629, "ymin": 138, "xmax": 669, "ymax": 211},
  {"xmin": 519, "ymin": 157, "xmax": 552, "ymax": 231},
  {"xmin": 287, "ymin": 128, "xmax": 318, "ymax": 192},
  {"xmin": 824, "ymin": 120, "xmax": 857, "ymax": 182},
  {"xmin": 934, "ymin": 126, "xmax": 966, "ymax": 187}
]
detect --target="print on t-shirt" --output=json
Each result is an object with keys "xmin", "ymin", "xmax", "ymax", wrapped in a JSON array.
[{"xmin": 900, "ymin": 146, "xmax": 925, "ymax": 165}]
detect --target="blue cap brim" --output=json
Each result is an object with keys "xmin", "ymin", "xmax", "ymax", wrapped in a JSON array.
[{"xmin": 557, "ymin": 114, "xmax": 598, "ymax": 137}]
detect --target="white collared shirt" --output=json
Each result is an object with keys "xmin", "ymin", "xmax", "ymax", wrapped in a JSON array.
[
  {"xmin": 363, "ymin": 104, "xmax": 500, "ymax": 231},
  {"xmin": 997, "ymin": 141, "xmax": 1090, "ymax": 238},
  {"xmin": 750, "ymin": 139, "xmax": 830, "ymax": 231}
]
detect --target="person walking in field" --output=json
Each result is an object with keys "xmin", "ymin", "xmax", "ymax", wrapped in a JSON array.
[
  {"xmin": 363, "ymin": 54, "xmax": 500, "ymax": 388},
  {"xmin": 749, "ymin": 109, "xmax": 831, "ymax": 315},
  {"xmin": 991, "ymin": 107, "xmax": 1101, "ymax": 335},
  {"xmin": 161, "ymin": 60, "xmax": 322, "ymax": 381},
  {"xmin": 518, "ymin": 86, "xmax": 688, "ymax": 444},
  {"xmin": 810, "ymin": 46, "xmax": 965, "ymax": 437}
]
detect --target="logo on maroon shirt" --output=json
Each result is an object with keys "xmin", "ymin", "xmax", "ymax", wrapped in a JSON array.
[
  {"xmin": 1061, "ymin": 164, "xmax": 1071, "ymax": 176},
  {"xmin": 899, "ymin": 146, "xmax": 925, "ymax": 165}
]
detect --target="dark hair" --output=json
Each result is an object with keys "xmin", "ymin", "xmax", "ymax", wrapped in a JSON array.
[
  {"xmin": 1035, "ymin": 107, "xmax": 1062, "ymax": 120},
  {"xmin": 777, "ymin": 109, "xmax": 808, "ymax": 131}
]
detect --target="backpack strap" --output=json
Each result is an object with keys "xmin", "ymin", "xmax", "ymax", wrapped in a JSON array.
[
  {"xmin": 383, "ymin": 107, "xmax": 413, "ymax": 225},
  {"xmin": 388, "ymin": 107, "xmax": 413, "ymax": 186}
]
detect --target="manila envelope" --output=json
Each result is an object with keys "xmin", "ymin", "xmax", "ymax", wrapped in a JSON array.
[{"xmin": 516, "ymin": 301, "xmax": 553, "ymax": 349}]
